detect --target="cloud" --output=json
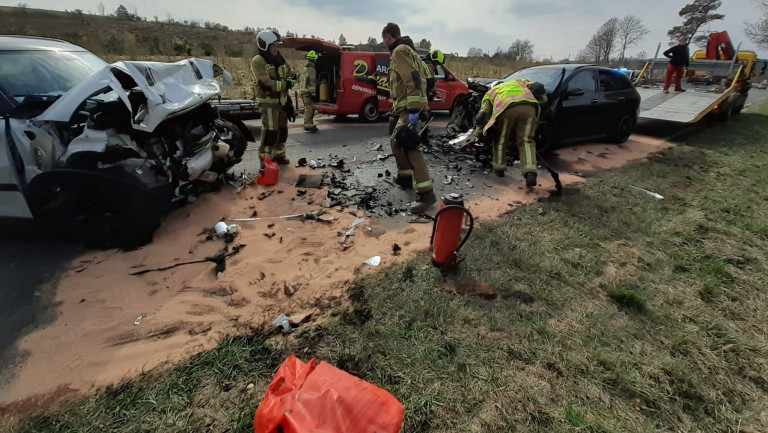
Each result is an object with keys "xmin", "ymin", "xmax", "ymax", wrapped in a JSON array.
[
  {"xmin": 281, "ymin": 0, "xmax": 409, "ymax": 22},
  {"xmin": 507, "ymin": 1, "xmax": 568, "ymax": 18}
]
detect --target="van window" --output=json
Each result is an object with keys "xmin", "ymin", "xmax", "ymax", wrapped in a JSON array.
[{"xmin": 435, "ymin": 64, "xmax": 446, "ymax": 80}]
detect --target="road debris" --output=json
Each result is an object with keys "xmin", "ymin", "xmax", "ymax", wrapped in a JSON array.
[
  {"xmin": 363, "ymin": 256, "xmax": 382, "ymax": 266},
  {"xmin": 129, "ymin": 244, "xmax": 246, "ymax": 276},
  {"xmin": 258, "ymin": 191, "xmax": 275, "ymax": 201},
  {"xmin": 630, "ymin": 185, "xmax": 664, "ymax": 200},
  {"xmin": 341, "ymin": 217, "xmax": 366, "ymax": 243},
  {"xmin": 392, "ymin": 244, "xmax": 401, "ymax": 256},
  {"xmin": 232, "ymin": 210, "xmax": 333, "ymax": 223},
  {"xmin": 284, "ymin": 281, "xmax": 298, "ymax": 297},
  {"xmin": 134, "ymin": 315, "xmax": 144, "ymax": 326},
  {"xmin": 296, "ymin": 157, "xmax": 308, "ymax": 167},
  {"xmin": 296, "ymin": 174, "xmax": 324, "ymax": 188},
  {"xmin": 273, "ymin": 314, "xmax": 291, "ymax": 331}
]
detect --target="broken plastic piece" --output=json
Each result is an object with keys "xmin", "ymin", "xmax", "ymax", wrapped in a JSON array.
[
  {"xmin": 341, "ymin": 217, "xmax": 366, "ymax": 243},
  {"xmin": 214, "ymin": 221, "xmax": 228, "ymax": 234},
  {"xmin": 134, "ymin": 315, "xmax": 144, "ymax": 326},
  {"xmin": 273, "ymin": 314, "xmax": 291, "ymax": 330},
  {"xmin": 363, "ymin": 256, "xmax": 381, "ymax": 266},
  {"xmin": 309, "ymin": 160, "xmax": 318, "ymax": 168},
  {"xmin": 630, "ymin": 185, "xmax": 664, "ymax": 200}
]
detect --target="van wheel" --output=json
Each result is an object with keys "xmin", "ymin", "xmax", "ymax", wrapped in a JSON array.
[{"xmin": 359, "ymin": 98, "xmax": 379, "ymax": 123}]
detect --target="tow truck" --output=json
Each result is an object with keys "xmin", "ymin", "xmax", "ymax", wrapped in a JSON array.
[{"xmin": 634, "ymin": 32, "xmax": 756, "ymax": 123}]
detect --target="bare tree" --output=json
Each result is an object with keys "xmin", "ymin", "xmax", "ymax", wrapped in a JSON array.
[
  {"xmin": 668, "ymin": 0, "xmax": 724, "ymax": 47},
  {"xmin": 582, "ymin": 18, "xmax": 619, "ymax": 64},
  {"xmin": 506, "ymin": 39, "xmax": 534, "ymax": 61},
  {"xmin": 466, "ymin": 47, "xmax": 483, "ymax": 57},
  {"xmin": 745, "ymin": 0, "xmax": 768, "ymax": 48},
  {"xmin": 617, "ymin": 15, "xmax": 649, "ymax": 64},
  {"xmin": 97, "ymin": 1, "xmax": 105, "ymax": 16}
]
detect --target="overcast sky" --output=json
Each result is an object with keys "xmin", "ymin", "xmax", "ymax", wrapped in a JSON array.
[{"xmin": 3, "ymin": 0, "xmax": 766, "ymax": 59}]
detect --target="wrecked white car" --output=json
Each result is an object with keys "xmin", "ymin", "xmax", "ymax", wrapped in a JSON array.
[{"xmin": 0, "ymin": 36, "xmax": 246, "ymax": 248}]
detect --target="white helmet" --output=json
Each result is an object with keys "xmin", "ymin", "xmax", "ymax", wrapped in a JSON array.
[{"xmin": 257, "ymin": 30, "xmax": 281, "ymax": 51}]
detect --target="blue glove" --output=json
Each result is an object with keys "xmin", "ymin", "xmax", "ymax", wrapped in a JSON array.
[{"xmin": 408, "ymin": 112, "xmax": 419, "ymax": 125}]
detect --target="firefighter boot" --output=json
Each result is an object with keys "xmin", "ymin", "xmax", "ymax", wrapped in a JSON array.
[
  {"xmin": 525, "ymin": 172, "xmax": 537, "ymax": 188},
  {"xmin": 408, "ymin": 190, "xmax": 437, "ymax": 215}
]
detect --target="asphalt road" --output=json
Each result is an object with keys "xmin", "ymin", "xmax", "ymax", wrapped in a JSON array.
[{"xmin": 1, "ymin": 96, "xmax": 765, "ymax": 379}]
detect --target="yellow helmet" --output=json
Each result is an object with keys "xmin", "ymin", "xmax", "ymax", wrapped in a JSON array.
[
  {"xmin": 429, "ymin": 49, "xmax": 444, "ymax": 64},
  {"xmin": 307, "ymin": 50, "xmax": 319, "ymax": 61}
]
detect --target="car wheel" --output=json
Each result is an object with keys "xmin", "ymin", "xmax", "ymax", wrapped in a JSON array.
[
  {"xmin": 214, "ymin": 119, "xmax": 248, "ymax": 159},
  {"xmin": 610, "ymin": 115, "xmax": 636, "ymax": 144},
  {"xmin": 535, "ymin": 122, "xmax": 555, "ymax": 152},
  {"xmin": 359, "ymin": 98, "xmax": 379, "ymax": 123},
  {"xmin": 28, "ymin": 171, "xmax": 163, "ymax": 249}
]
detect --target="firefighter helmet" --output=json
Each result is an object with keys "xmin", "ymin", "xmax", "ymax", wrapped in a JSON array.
[
  {"xmin": 257, "ymin": 30, "xmax": 281, "ymax": 51},
  {"xmin": 429, "ymin": 49, "xmax": 444, "ymax": 64},
  {"xmin": 306, "ymin": 50, "xmax": 319, "ymax": 61}
]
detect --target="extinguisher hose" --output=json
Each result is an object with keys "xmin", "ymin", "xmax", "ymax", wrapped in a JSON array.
[{"xmin": 429, "ymin": 205, "xmax": 475, "ymax": 253}]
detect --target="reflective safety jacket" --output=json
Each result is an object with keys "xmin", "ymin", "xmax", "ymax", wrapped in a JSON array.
[
  {"xmin": 250, "ymin": 54, "xmax": 295, "ymax": 107},
  {"xmin": 300, "ymin": 62, "xmax": 317, "ymax": 96},
  {"xmin": 479, "ymin": 79, "xmax": 545, "ymax": 134},
  {"xmin": 389, "ymin": 38, "xmax": 428, "ymax": 113}
]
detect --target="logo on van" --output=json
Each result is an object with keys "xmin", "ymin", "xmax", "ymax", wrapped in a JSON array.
[{"xmin": 352, "ymin": 58, "xmax": 391, "ymax": 96}]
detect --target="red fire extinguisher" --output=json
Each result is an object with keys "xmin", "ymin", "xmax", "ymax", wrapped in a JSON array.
[{"xmin": 430, "ymin": 193, "xmax": 474, "ymax": 272}]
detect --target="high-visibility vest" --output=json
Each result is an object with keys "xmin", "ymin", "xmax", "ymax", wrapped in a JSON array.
[{"xmin": 481, "ymin": 79, "xmax": 539, "ymax": 133}]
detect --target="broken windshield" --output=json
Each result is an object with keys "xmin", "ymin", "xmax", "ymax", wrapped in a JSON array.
[
  {"xmin": 504, "ymin": 67, "xmax": 567, "ymax": 92},
  {"xmin": 0, "ymin": 50, "xmax": 106, "ymax": 118}
]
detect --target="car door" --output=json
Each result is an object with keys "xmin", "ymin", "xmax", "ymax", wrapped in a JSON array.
[
  {"xmin": 558, "ymin": 68, "xmax": 599, "ymax": 140},
  {"xmin": 597, "ymin": 69, "xmax": 636, "ymax": 133}
]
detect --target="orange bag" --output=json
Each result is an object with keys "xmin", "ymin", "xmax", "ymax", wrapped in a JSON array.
[{"xmin": 254, "ymin": 355, "xmax": 405, "ymax": 433}]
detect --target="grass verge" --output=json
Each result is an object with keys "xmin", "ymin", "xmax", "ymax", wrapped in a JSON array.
[{"xmin": 9, "ymin": 105, "xmax": 768, "ymax": 432}]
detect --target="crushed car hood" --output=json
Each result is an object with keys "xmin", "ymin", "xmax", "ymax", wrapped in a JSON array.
[{"xmin": 36, "ymin": 58, "xmax": 232, "ymax": 132}]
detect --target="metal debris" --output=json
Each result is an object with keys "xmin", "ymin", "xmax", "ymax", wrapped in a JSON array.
[
  {"xmin": 341, "ymin": 217, "xmax": 366, "ymax": 243},
  {"xmin": 273, "ymin": 314, "xmax": 291, "ymax": 330},
  {"xmin": 630, "ymin": 185, "xmax": 664, "ymax": 200}
]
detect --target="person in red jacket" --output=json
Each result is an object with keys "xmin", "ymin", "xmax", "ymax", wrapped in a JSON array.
[{"xmin": 663, "ymin": 38, "xmax": 689, "ymax": 93}]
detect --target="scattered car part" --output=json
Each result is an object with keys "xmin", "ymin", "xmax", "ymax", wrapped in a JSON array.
[
  {"xmin": 363, "ymin": 256, "xmax": 381, "ymax": 266},
  {"xmin": 630, "ymin": 185, "xmax": 664, "ymax": 200}
]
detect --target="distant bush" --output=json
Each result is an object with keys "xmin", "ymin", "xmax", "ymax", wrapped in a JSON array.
[
  {"xmin": 61, "ymin": 31, "xmax": 83, "ymax": 44},
  {"xmin": 137, "ymin": 34, "xmax": 162, "ymax": 55},
  {"xmin": 199, "ymin": 41, "xmax": 216, "ymax": 56},
  {"xmin": 225, "ymin": 46, "xmax": 243, "ymax": 57},
  {"xmin": 103, "ymin": 35, "xmax": 124, "ymax": 55}
]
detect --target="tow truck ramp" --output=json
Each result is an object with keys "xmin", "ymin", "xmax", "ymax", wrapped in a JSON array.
[{"xmin": 635, "ymin": 58, "xmax": 746, "ymax": 123}]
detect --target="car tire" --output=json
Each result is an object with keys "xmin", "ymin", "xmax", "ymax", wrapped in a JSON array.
[
  {"xmin": 28, "ymin": 171, "xmax": 164, "ymax": 249},
  {"xmin": 535, "ymin": 121, "xmax": 555, "ymax": 153},
  {"xmin": 359, "ymin": 98, "xmax": 379, "ymax": 123},
  {"xmin": 214, "ymin": 119, "xmax": 248, "ymax": 159},
  {"xmin": 610, "ymin": 115, "xmax": 636, "ymax": 144}
]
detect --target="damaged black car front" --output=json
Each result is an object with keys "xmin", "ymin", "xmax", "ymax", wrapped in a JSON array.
[{"xmin": 0, "ymin": 36, "xmax": 245, "ymax": 248}]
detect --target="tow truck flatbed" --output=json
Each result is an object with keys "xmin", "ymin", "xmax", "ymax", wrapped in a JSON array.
[{"xmin": 634, "ymin": 56, "xmax": 751, "ymax": 123}]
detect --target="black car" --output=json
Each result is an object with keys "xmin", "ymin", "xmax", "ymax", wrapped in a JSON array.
[{"xmin": 459, "ymin": 64, "xmax": 641, "ymax": 150}]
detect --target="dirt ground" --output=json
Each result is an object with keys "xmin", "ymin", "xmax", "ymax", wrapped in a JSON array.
[{"xmin": 0, "ymin": 134, "xmax": 670, "ymax": 410}]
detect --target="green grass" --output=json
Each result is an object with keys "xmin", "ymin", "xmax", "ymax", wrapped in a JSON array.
[{"xmin": 9, "ymin": 105, "xmax": 768, "ymax": 432}]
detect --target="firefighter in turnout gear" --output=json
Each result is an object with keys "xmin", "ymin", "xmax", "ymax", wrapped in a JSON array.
[
  {"xmin": 300, "ymin": 50, "xmax": 319, "ymax": 132},
  {"xmin": 424, "ymin": 49, "xmax": 444, "ymax": 100},
  {"xmin": 251, "ymin": 30, "xmax": 296, "ymax": 165},
  {"xmin": 474, "ymin": 79, "xmax": 547, "ymax": 186},
  {"xmin": 381, "ymin": 22, "xmax": 435, "ymax": 214}
]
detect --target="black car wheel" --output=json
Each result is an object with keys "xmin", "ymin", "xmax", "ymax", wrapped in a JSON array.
[
  {"xmin": 610, "ymin": 115, "xmax": 636, "ymax": 144},
  {"xmin": 359, "ymin": 98, "xmax": 379, "ymax": 123},
  {"xmin": 535, "ymin": 122, "xmax": 555, "ymax": 153}
]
